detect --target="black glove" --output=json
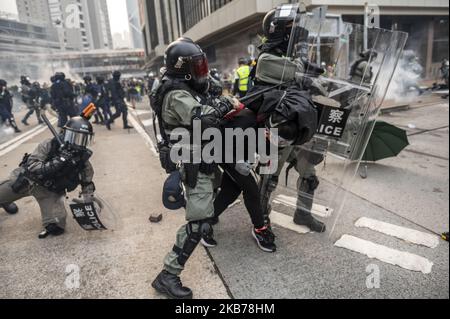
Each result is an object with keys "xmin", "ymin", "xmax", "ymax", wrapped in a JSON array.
[{"xmin": 213, "ymin": 96, "xmax": 234, "ymax": 118}]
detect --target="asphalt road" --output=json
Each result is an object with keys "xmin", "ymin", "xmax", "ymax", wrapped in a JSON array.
[{"xmin": 0, "ymin": 96, "xmax": 448, "ymax": 299}]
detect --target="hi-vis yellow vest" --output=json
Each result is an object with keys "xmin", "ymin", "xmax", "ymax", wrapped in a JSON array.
[{"xmin": 236, "ymin": 65, "xmax": 251, "ymax": 92}]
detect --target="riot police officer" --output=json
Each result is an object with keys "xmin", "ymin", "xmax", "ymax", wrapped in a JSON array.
[
  {"xmin": 248, "ymin": 5, "xmax": 326, "ymax": 232},
  {"xmin": 0, "ymin": 116, "xmax": 96, "ymax": 238},
  {"xmin": 51, "ymin": 72, "xmax": 78, "ymax": 128},
  {"xmin": 151, "ymin": 37, "xmax": 239, "ymax": 299},
  {"xmin": 21, "ymin": 76, "xmax": 43, "ymax": 126},
  {"xmin": 0, "ymin": 79, "xmax": 21, "ymax": 133},
  {"xmin": 107, "ymin": 71, "xmax": 133, "ymax": 130},
  {"xmin": 95, "ymin": 76, "xmax": 112, "ymax": 130}
]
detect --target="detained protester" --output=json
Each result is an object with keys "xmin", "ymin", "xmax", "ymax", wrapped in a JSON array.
[
  {"xmin": 151, "ymin": 37, "xmax": 240, "ymax": 299},
  {"xmin": 0, "ymin": 116, "xmax": 96, "ymax": 238},
  {"xmin": 0, "ymin": 79, "xmax": 21, "ymax": 133},
  {"xmin": 201, "ymin": 109, "xmax": 277, "ymax": 253}
]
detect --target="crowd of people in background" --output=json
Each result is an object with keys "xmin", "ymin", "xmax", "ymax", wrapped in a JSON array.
[{"xmin": 0, "ymin": 71, "xmax": 163, "ymax": 135}]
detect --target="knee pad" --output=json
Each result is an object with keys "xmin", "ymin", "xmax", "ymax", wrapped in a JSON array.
[{"xmin": 174, "ymin": 220, "xmax": 211, "ymax": 266}]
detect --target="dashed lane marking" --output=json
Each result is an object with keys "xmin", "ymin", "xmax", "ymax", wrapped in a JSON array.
[
  {"xmin": 335, "ymin": 234, "xmax": 433, "ymax": 274},
  {"xmin": 270, "ymin": 210, "xmax": 310, "ymax": 234},
  {"xmin": 273, "ymin": 194, "xmax": 333, "ymax": 218},
  {"xmin": 0, "ymin": 118, "xmax": 57, "ymax": 158},
  {"xmin": 355, "ymin": 217, "xmax": 440, "ymax": 249}
]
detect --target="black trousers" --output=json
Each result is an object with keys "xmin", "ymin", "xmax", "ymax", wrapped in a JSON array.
[
  {"xmin": 110, "ymin": 100, "xmax": 129, "ymax": 127},
  {"xmin": 214, "ymin": 164, "xmax": 265, "ymax": 229}
]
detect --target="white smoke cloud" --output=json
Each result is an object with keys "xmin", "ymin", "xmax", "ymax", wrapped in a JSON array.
[{"xmin": 385, "ymin": 50, "xmax": 424, "ymax": 103}]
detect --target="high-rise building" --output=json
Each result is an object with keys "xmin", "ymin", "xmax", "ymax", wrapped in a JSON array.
[
  {"xmin": 44, "ymin": 0, "xmax": 113, "ymax": 51},
  {"xmin": 126, "ymin": 0, "xmax": 144, "ymax": 49},
  {"xmin": 86, "ymin": 0, "xmax": 114, "ymax": 50},
  {"xmin": 16, "ymin": 0, "xmax": 52, "ymax": 26}
]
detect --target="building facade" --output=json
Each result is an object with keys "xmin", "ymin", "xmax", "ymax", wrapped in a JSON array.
[
  {"xmin": 140, "ymin": 0, "xmax": 448, "ymax": 79},
  {"xmin": 16, "ymin": 0, "xmax": 52, "ymax": 26}
]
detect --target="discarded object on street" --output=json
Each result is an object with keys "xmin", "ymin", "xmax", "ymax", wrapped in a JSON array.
[
  {"xmin": 442, "ymin": 232, "xmax": 449, "ymax": 242},
  {"xmin": 150, "ymin": 213, "xmax": 163, "ymax": 223}
]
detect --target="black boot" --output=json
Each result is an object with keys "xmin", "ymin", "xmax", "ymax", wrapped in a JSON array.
[
  {"xmin": 38, "ymin": 223, "xmax": 65, "ymax": 239},
  {"xmin": 152, "ymin": 270, "xmax": 193, "ymax": 299},
  {"xmin": 1, "ymin": 203, "xmax": 18, "ymax": 215},
  {"xmin": 294, "ymin": 212, "xmax": 326, "ymax": 233}
]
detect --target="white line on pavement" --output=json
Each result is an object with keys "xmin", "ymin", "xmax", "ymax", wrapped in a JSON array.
[
  {"xmin": 0, "ymin": 123, "xmax": 48, "ymax": 152},
  {"xmin": 335, "ymin": 234, "xmax": 434, "ymax": 274},
  {"xmin": 270, "ymin": 210, "xmax": 310, "ymax": 234},
  {"xmin": 0, "ymin": 118, "xmax": 58, "ymax": 158},
  {"xmin": 128, "ymin": 113, "xmax": 158, "ymax": 157},
  {"xmin": 273, "ymin": 194, "xmax": 333, "ymax": 218},
  {"xmin": 141, "ymin": 119, "xmax": 153, "ymax": 127},
  {"xmin": 355, "ymin": 217, "xmax": 440, "ymax": 249}
]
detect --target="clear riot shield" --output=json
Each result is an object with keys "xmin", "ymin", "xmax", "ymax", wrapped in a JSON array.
[{"xmin": 267, "ymin": 6, "xmax": 408, "ymax": 234}]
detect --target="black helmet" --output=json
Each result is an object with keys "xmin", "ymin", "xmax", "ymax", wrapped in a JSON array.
[
  {"xmin": 54, "ymin": 72, "xmax": 66, "ymax": 81},
  {"xmin": 20, "ymin": 75, "xmax": 31, "ymax": 85},
  {"xmin": 83, "ymin": 75, "xmax": 92, "ymax": 83},
  {"xmin": 32, "ymin": 81, "xmax": 41, "ymax": 89},
  {"xmin": 63, "ymin": 116, "xmax": 94, "ymax": 149},
  {"xmin": 0, "ymin": 79, "xmax": 7, "ymax": 87},
  {"xmin": 210, "ymin": 68, "xmax": 221, "ymax": 81},
  {"xmin": 165, "ymin": 37, "xmax": 210, "ymax": 93},
  {"xmin": 113, "ymin": 71, "xmax": 121, "ymax": 81},
  {"xmin": 262, "ymin": 5, "xmax": 308, "ymax": 56},
  {"xmin": 96, "ymin": 76, "xmax": 105, "ymax": 84},
  {"xmin": 360, "ymin": 50, "xmax": 378, "ymax": 61}
]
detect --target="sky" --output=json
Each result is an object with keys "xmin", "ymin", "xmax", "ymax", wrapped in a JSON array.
[{"xmin": 0, "ymin": 0, "xmax": 130, "ymax": 35}]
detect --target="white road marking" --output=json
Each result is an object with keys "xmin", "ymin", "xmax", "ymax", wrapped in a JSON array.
[
  {"xmin": 335, "ymin": 235, "xmax": 434, "ymax": 274},
  {"xmin": 0, "ymin": 122, "xmax": 49, "ymax": 152},
  {"xmin": 141, "ymin": 119, "xmax": 153, "ymax": 127},
  {"xmin": 355, "ymin": 217, "xmax": 439, "ymax": 249},
  {"xmin": 273, "ymin": 194, "xmax": 333, "ymax": 218},
  {"xmin": 270, "ymin": 210, "xmax": 310, "ymax": 234},
  {"xmin": 0, "ymin": 118, "xmax": 57, "ymax": 158},
  {"xmin": 128, "ymin": 113, "xmax": 158, "ymax": 156},
  {"xmin": 133, "ymin": 109, "xmax": 152, "ymax": 116}
]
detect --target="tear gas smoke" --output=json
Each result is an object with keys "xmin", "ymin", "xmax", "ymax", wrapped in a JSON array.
[{"xmin": 385, "ymin": 50, "xmax": 424, "ymax": 103}]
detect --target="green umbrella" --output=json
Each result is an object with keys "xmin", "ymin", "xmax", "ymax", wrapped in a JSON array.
[{"xmin": 363, "ymin": 121, "xmax": 410, "ymax": 162}]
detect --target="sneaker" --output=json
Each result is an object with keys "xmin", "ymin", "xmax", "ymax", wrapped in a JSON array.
[
  {"xmin": 252, "ymin": 226, "xmax": 276, "ymax": 253},
  {"xmin": 21, "ymin": 120, "xmax": 29, "ymax": 126},
  {"xmin": 201, "ymin": 234, "xmax": 217, "ymax": 248},
  {"xmin": 152, "ymin": 270, "xmax": 193, "ymax": 299}
]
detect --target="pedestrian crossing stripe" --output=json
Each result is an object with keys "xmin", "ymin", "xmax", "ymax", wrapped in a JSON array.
[
  {"xmin": 270, "ymin": 211, "xmax": 310, "ymax": 234},
  {"xmin": 355, "ymin": 217, "xmax": 439, "ymax": 249},
  {"xmin": 335, "ymin": 235, "xmax": 434, "ymax": 274},
  {"xmin": 273, "ymin": 195, "xmax": 333, "ymax": 218}
]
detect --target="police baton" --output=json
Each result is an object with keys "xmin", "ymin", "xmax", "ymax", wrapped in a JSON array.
[{"xmin": 40, "ymin": 112, "xmax": 64, "ymax": 147}]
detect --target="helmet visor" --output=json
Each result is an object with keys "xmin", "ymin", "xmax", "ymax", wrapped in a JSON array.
[
  {"xmin": 190, "ymin": 53, "xmax": 209, "ymax": 80},
  {"xmin": 64, "ymin": 130, "xmax": 93, "ymax": 148}
]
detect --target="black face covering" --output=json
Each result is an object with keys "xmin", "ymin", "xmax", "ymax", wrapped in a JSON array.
[{"xmin": 189, "ymin": 77, "xmax": 210, "ymax": 94}]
